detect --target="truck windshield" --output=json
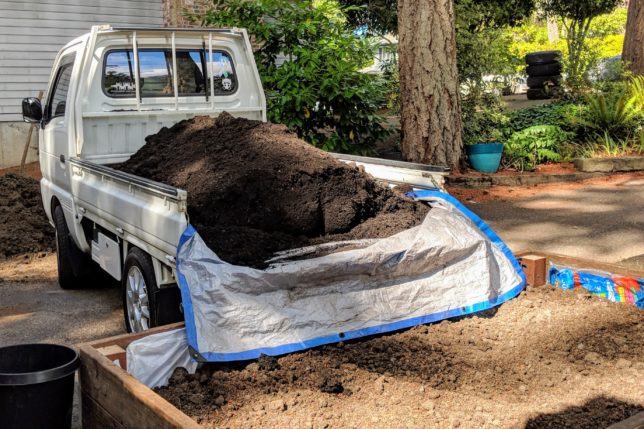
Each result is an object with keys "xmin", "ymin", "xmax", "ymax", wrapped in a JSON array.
[{"xmin": 103, "ymin": 49, "xmax": 237, "ymax": 98}]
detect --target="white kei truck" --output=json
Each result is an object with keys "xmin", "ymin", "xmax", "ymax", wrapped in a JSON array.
[{"xmin": 22, "ymin": 25, "xmax": 448, "ymax": 334}]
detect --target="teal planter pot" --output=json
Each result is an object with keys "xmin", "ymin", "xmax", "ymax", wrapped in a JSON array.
[{"xmin": 465, "ymin": 143, "xmax": 504, "ymax": 173}]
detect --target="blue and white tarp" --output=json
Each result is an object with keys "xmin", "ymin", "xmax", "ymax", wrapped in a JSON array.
[{"xmin": 175, "ymin": 191, "xmax": 525, "ymax": 362}]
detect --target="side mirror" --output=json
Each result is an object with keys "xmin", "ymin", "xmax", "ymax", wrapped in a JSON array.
[{"xmin": 22, "ymin": 97, "xmax": 43, "ymax": 124}]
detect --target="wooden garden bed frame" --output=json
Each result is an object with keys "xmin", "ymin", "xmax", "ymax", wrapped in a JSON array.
[{"xmin": 79, "ymin": 252, "xmax": 644, "ymax": 428}]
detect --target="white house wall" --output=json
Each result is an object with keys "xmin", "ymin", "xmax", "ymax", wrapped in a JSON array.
[
  {"xmin": 0, "ymin": 0, "xmax": 164, "ymax": 167},
  {"xmin": 0, "ymin": 0, "xmax": 164, "ymax": 121}
]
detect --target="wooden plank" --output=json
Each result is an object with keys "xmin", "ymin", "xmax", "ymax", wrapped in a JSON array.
[
  {"xmin": 0, "ymin": 67, "xmax": 52, "ymax": 76},
  {"xmin": 0, "ymin": 0, "xmax": 161, "ymax": 8},
  {"xmin": 82, "ymin": 391, "xmax": 125, "ymax": 429},
  {"xmin": 88, "ymin": 322, "xmax": 184, "ymax": 350},
  {"xmin": 0, "ymin": 51, "xmax": 57, "ymax": 60},
  {"xmin": 80, "ymin": 343, "xmax": 200, "ymax": 429},
  {"xmin": 96, "ymin": 344, "xmax": 127, "ymax": 369},
  {"xmin": 0, "ymin": 73, "xmax": 57, "ymax": 82},
  {"xmin": 0, "ymin": 9, "xmax": 163, "ymax": 22},
  {"xmin": 515, "ymin": 251, "xmax": 644, "ymax": 278},
  {"xmin": 518, "ymin": 255, "xmax": 547, "ymax": 286},
  {"xmin": 0, "ymin": 82, "xmax": 53, "ymax": 92},
  {"xmin": 0, "ymin": 35, "xmax": 84, "ymax": 46},
  {"xmin": 607, "ymin": 411, "xmax": 644, "ymax": 429},
  {"xmin": 0, "ymin": 1, "xmax": 164, "ymax": 16}
]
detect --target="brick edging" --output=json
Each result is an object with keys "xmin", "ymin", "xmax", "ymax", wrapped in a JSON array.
[{"xmin": 445, "ymin": 172, "xmax": 607, "ymax": 188}]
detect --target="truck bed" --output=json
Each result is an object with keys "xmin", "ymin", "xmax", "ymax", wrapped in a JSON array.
[
  {"xmin": 69, "ymin": 157, "xmax": 188, "ymax": 267},
  {"xmin": 68, "ymin": 154, "xmax": 445, "ymax": 272}
]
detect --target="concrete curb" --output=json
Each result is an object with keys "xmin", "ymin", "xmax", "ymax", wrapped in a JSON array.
[
  {"xmin": 574, "ymin": 156, "xmax": 644, "ymax": 173},
  {"xmin": 446, "ymin": 172, "xmax": 607, "ymax": 188}
]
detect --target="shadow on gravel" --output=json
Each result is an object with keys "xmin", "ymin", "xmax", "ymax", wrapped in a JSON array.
[{"xmin": 524, "ymin": 396, "xmax": 644, "ymax": 429}]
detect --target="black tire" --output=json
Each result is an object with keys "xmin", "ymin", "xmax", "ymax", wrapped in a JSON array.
[
  {"xmin": 54, "ymin": 205, "xmax": 87, "ymax": 289},
  {"xmin": 122, "ymin": 248, "xmax": 160, "ymax": 333},
  {"xmin": 526, "ymin": 50, "xmax": 562, "ymax": 66},
  {"xmin": 526, "ymin": 63, "xmax": 562, "ymax": 76},
  {"xmin": 527, "ymin": 75, "xmax": 562, "ymax": 88},
  {"xmin": 526, "ymin": 88, "xmax": 552, "ymax": 100}
]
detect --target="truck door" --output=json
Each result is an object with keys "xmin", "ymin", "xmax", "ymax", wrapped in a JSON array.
[{"xmin": 41, "ymin": 53, "xmax": 76, "ymax": 190}]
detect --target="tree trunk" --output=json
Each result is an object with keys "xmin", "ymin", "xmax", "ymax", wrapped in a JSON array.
[
  {"xmin": 547, "ymin": 16, "xmax": 559, "ymax": 42},
  {"xmin": 623, "ymin": 0, "xmax": 644, "ymax": 76},
  {"xmin": 398, "ymin": 0, "xmax": 462, "ymax": 170}
]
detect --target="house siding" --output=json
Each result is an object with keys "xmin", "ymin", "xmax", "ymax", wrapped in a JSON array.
[{"xmin": 0, "ymin": 0, "xmax": 164, "ymax": 122}]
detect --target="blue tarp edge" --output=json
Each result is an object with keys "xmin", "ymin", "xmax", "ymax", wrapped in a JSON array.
[{"xmin": 176, "ymin": 191, "xmax": 527, "ymax": 362}]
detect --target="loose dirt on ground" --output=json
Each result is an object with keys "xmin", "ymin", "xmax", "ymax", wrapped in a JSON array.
[
  {"xmin": 0, "ymin": 172, "xmax": 55, "ymax": 258},
  {"xmin": 118, "ymin": 113, "xmax": 428, "ymax": 267},
  {"xmin": 157, "ymin": 284, "xmax": 644, "ymax": 429}
]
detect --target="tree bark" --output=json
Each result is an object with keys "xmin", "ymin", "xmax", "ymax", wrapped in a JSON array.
[
  {"xmin": 547, "ymin": 16, "xmax": 559, "ymax": 42},
  {"xmin": 397, "ymin": 0, "xmax": 462, "ymax": 170},
  {"xmin": 623, "ymin": 0, "xmax": 644, "ymax": 76}
]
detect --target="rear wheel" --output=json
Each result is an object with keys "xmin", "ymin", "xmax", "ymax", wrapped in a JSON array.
[{"xmin": 122, "ymin": 248, "xmax": 159, "ymax": 333}]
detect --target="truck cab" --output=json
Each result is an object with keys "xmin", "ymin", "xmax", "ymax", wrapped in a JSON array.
[{"xmin": 22, "ymin": 25, "xmax": 266, "ymax": 332}]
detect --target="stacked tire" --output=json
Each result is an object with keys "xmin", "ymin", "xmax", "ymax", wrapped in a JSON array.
[{"xmin": 525, "ymin": 50, "xmax": 562, "ymax": 100}]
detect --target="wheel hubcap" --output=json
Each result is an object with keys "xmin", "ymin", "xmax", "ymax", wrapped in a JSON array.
[{"xmin": 126, "ymin": 266, "xmax": 150, "ymax": 332}]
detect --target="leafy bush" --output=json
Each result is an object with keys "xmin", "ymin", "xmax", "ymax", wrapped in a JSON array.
[
  {"xmin": 506, "ymin": 7, "xmax": 627, "ymax": 83},
  {"xmin": 504, "ymin": 125, "xmax": 574, "ymax": 171},
  {"xmin": 461, "ymin": 93, "xmax": 509, "ymax": 145},
  {"xmin": 541, "ymin": 0, "xmax": 622, "ymax": 90},
  {"xmin": 504, "ymin": 102, "xmax": 583, "ymax": 136},
  {"xmin": 199, "ymin": 0, "xmax": 388, "ymax": 153},
  {"xmin": 630, "ymin": 76, "xmax": 644, "ymax": 112},
  {"xmin": 378, "ymin": 46, "xmax": 400, "ymax": 114},
  {"xmin": 580, "ymin": 85, "xmax": 642, "ymax": 141}
]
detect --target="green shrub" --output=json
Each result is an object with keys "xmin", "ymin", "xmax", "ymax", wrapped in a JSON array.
[
  {"xmin": 199, "ymin": 0, "xmax": 388, "ymax": 153},
  {"xmin": 504, "ymin": 102, "xmax": 583, "ymax": 136},
  {"xmin": 378, "ymin": 48, "xmax": 400, "ymax": 114},
  {"xmin": 506, "ymin": 7, "xmax": 627, "ymax": 89},
  {"xmin": 461, "ymin": 93, "xmax": 509, "ymax": 145},
  {"xmin": 629, "ymin": 76, "xmax": 644, "ymax": 112},
  {"xmin": 503, "ymin": 125, "xmax": 574, "ymax": 171},
  {"xmin": 580, "ymin": 91, "xmax": 640, "ymax": 141}
]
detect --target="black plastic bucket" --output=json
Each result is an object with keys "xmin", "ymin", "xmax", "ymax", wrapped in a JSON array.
[{"xmin": 0, "ymin": 344, "xmax": 80, "ymax": 429}]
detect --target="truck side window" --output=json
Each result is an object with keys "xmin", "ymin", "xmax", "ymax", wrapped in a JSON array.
[
  {"xmin": 103, "ymin": 49, "xmax": 237, "ymax": 98},
  {"xmin": 48, "ymin": 62, "xmax": 74, "ymax": 119}
]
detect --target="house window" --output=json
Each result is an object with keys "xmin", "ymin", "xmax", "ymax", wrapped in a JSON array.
[{"xmin": 103, "ymin": 49, "xmax": 237, "ymax": 98}]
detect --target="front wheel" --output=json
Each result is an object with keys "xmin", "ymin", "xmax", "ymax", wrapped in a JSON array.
[
  {"xmin": 54, "ymin": 205, "xmax": 93, "ymax": 289},
  {"xmin": 122, "ymin": 248, "xmax": 159, "ymax": 333}
]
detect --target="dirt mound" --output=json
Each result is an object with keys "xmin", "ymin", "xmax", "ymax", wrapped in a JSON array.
[
  {"xmin": 119, "ymin": 113, "xmax": 429, "ymax": 267},
  {"xmin": 0, "ymin": 173, "xmax": 55, "ymax": 258},
  {"xmin": 156, "ymin": 284, "xmax": 644, "ymax": 429}
]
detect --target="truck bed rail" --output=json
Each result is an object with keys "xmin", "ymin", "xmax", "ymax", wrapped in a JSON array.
[
  {"xmin": 332, "ymin": 153, "xmax": 449, "ymax": 191},
  {"xmin": 70, "ymin": 158, "xmax": 184, "ymax": 200}
]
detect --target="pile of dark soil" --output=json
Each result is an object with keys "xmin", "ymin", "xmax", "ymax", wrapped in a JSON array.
[
  {"xmin": 118, "ymin": 113, "xmax": 429, "ymax": 267},
  {"xmin": 0, "ymin": 173, "xmax": 55, "ymax": 258},
  {"xmin": 156, "ymin": 283, "xmax": 644, "ymax": 429}
]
